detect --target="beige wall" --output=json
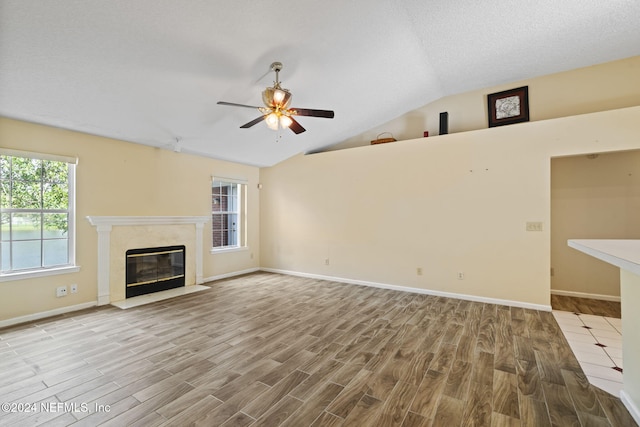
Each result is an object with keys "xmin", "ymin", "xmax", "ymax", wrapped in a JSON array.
[
  {"xmin": 0, "ymin": 118, "xmax": 260, "ymax": 322},
  {"xmin": 260, "ymin": 106, "xmax": 640, "ymax": 307},
  {"xmin": 551, "ymin": 151, "xmax": 640, "ymax": 298},
  {"xmin": 330, "ymin": 56, "xmax": 640, "ymax": 150}
]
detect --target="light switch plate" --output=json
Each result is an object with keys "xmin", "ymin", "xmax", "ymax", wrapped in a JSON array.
[{"xmin": 526, "ymin": 222, "xmax": 543, "ymax": 231}]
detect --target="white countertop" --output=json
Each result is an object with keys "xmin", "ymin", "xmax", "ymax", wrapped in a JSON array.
[{"xmin": 568, "ymin": 239, "xmax": 640, "ymax": 276}]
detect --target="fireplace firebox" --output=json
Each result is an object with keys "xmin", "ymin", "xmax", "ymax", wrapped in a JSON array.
[{"xmin": 125, "ymin": 245, "xmax": 185, "ymax": 298}]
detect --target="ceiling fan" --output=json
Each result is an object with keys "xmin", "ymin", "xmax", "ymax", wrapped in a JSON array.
[{"xmin": 217, "ymin": 62, "xmax": 334, "ymax": 134}]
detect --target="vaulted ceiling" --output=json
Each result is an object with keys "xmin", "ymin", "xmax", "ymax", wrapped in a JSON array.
[{"xmin": 1, "ymin": 1, "xmax": 639, "ymax": 167}]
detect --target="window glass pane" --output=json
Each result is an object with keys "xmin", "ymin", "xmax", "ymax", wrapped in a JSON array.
[
  {"xmin": 1, "ymin": 242, "xmax": 9, "ymax": 270},
  {"xmin": 212, "ymin": 229, "xmax": 223, "ymax": 248},
  {"xmin": 11, "ymin": 180, "xmax": 41, "ymax": 209},
  {"xmin": 43, "ymin": 213, "xmax": 68, "ymax": 238},
  {"xmin": 212, "ymin": 193, "xmax": 224, "ymax": 212},
  {"xmin": 11, "ymin": 157, "xmax": 41, "ymax": 181},
  {"xmin": 212, "ymin": 183, "xmax": 226, "ymax": 212},
  {"xmin": 44, "ymin": 239, "xmax": 68, "ymax": 266},
  {"xmin": 226, "ymin": 213, "xmax": 238, "ymax": 246},
  {"xmin": 0, "ymin": 155, "xmax": 10, "ymax": 180},
  {"xmin": 227, "ymin": 190, "xmax": 238, "ymax": 211},
  {"xmin": 12, "ymin": 214, "xmax": 41, "ymax": 240},
  {"xmin": 12, "ymin": 240, "xmax": 41, "ymax": 270},
  {"xmin": 219, "ymin": 194, "xmax": 229, "ymax": 212},
  {"xmin": 43, "ymin": 182, "xmax": 68, "ymax": 209},
  {"xmin": 0, "ymin": 180, "xmax": 9, "ymax": 207},
  {"xmin": 0, "ymin": 213, "xmax": 8, "ymax": 241},
  {"xmin": 42, "ymin": 160, "xmax": 68, "ymax": 183}
]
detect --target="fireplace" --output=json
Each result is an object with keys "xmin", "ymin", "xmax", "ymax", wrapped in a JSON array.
[
  {"xmin": 126, "ymin": 245, "xmax": 185, "ymax": 298},
  {"xmin": 86, "ymin": 216, "xmax": 208, "ymax": 305}
]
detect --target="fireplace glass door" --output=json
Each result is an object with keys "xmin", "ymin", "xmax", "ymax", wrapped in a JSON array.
[{"xmin": 126, "ymin": 245, "xmax": 185, "ymax": 298}]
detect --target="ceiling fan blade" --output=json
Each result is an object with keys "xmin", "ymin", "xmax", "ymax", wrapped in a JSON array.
[
  {"xmin": 288, "ymin": 117, "xmax": 306, "ymax": 134},
  {"xmin": 290, "ymin": 108, "xmax": 335, "ymax": 119},
  {"xmin": 240, "ymin": 115, "xmax": 267, "ymax": 128},
  {"xmin": 217, "ymin": 101, "xmax": 261, "ymax": 109}
]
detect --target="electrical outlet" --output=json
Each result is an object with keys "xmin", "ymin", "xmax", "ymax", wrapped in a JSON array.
[
  {"xmin": 56, "ymin": 286, "xmax": 67, "ymax": 297},
  {"xmin": 457, "ymin": 272, "xmax": 464, "ymax": 280},
  {"xmin": 417, "ymin": 267, "xmax": 423, "ymax": 276},
  {"xmin": 325, "ymin": 258, "xmax": 330, "ymax": 265},
  {"xmin": 70, "ymin": 284, "xmax": 78, "ymax": 294}
]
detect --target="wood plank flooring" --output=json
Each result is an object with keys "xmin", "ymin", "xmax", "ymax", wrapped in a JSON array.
[
  {"xmin": 551, "ymin": 294, "xmax": 621, "ymax": 318},
  {"xmin": 0, "ymin": 272, "xmax": 636, "ymax": 426}
]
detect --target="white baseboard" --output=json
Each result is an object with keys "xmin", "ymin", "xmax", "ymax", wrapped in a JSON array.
[
  {"xmin": 203, "ymin": 267, "xmax": 261, "ymax": 283},
  {"xmin": 0, "ymin": 301, "xmax": 97, "ymax": 329},
  {"xmin": 621, "ymin": 390, "xmax": 640, "ymax": 426},
  {"xmin": 261, "ymin": 268, "xmax": 552, "ymax": 312},
  {"xmin": 551, "ymin": 289, "xmax": 621, "ymax": 302}
]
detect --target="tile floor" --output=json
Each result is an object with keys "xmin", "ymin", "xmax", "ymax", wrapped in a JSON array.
[{"xmin": 553, "ymin": 310, "xmax": 623, "ymax": 397}]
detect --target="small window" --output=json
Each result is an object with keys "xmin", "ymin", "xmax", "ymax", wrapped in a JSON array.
[
  {"xmin": 212, "ymin": 178, "xmax": 246, "ymax": 250},
  {"xmin": 1, "ymin": 149, "xmax": 76, "ymax": 275}
]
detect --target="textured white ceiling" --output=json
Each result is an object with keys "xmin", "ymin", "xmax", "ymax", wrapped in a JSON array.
[{"xmin": 1, "ymin": 1, "xmax": 639, "ymax": 166}]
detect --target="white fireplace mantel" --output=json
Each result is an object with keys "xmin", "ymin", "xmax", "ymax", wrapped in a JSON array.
[
  {"xmin": 86, "ymin": 216, "xmax": 209, "ymax": 305},
  {"xmin": 87, "ymin": 216, "xmax": 209, "ymax": 227}
]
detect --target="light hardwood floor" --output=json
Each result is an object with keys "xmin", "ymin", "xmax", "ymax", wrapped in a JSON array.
[{"xmin": 0, "ymin": 272, "xmax": 636, "ymax": 426}]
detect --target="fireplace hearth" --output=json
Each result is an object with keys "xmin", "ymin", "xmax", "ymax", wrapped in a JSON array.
[{"xmin": 126, "ymin": 245, "xmax": 185, "ymax": 298}]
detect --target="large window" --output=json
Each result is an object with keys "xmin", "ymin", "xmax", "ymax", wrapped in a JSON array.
[
  {"xmin": 211, "ymin": 178, "xmax": 246, "ymax": 250},
  {"xmin": 0, "ymin": 149, "xmax": 76, "ymax": 276}
]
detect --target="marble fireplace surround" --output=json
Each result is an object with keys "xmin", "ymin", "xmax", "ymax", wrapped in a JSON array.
[{"xmin": 86, "ymin": 216, "xmax": 209, "ymax": 305}]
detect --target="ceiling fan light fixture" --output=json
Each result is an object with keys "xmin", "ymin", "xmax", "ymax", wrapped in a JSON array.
[
  {"xmin": 279, "ymin": 115, "xmax": 293, "ymax": 128},
  {"xmin": 265, "ymin": 112, "xmax": 292, "ymax": 130},
  {"xmin": 273, "ymin": 88, "xmax": 286, "ymax": 104},
  {"xmin": 265, "ymin": 112, "xmax": 280, "ymax": 130}
]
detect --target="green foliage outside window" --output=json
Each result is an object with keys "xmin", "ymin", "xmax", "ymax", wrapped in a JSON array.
[{"xmin": 0, "ymin": 155, "xmax": 69, "ymax": 233}]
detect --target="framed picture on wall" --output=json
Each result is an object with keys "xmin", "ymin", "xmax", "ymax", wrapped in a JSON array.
[{"xmin": 487, "ymin": 86, "xmax": 529, "ymax": 127}]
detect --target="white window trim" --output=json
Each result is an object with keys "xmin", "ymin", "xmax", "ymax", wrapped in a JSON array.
[
  {"xmin": 0, "ymin": 148, "xmax": 78, "ymax": 165},
  {"xmin": 210, "ymin": 246, "xmax": 249, "ymax": 255},
  {"xmin": 211, "ymin": 176, "xmax": 247, "ymax": 185},
  {"xmin": 0, "ymin": 265, "xmax": 80, "ymax": 282}
]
